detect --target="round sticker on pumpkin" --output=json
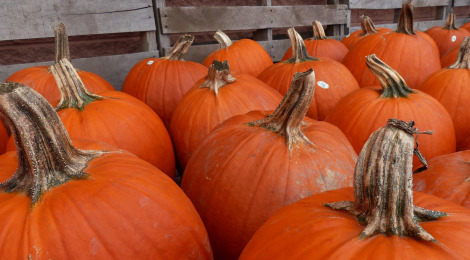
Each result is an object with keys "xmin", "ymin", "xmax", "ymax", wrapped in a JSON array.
[
  {"xmin": 317, "ymin": 81, "xmax": 329, "ymax": 89},
  {"xmin": 452, "ymin": 35, "xmax": 457, "ymax": 42}
]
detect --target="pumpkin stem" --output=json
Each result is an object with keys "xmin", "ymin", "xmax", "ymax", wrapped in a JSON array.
[
  {"xmin": 325, "ymin": 119, "xmax": 445, "ymax": 242},
  {"xmin": 443, "ymin": 13, "xmax": 458, "ymax": 30},
  {"xmin": 0, "ymin": 82, "xmax": 103, "ymax": 205},
  {"xmin": 366, "ymin": 54, "xmax": 415, "ymax": 98},
  {"xmin": 360, "ymin": 15, "xmax": 379, "ymax": 36},
  {"xmin": 449, "ymin": 36, "xmax": 470, "ymax": 69},
  {"xmin": 214, "ymin": 30, "xmax": 233, "ymax": 49},
  {"xmin": 51, "ymin": 58, "xmax": 104, "ymax": 111},
  {"xmin": 54, "ymin": 22, "xmax": 71, "ymax": 64},
  {"xmin": 312, "ymin": 21, "xmax": 327, "ymax": 40},
  {"xmin": 199, "ymin": 60, "xmax": 236, "ymax": 95},
  {"xmin": 247, "ymin": 69, "xmax": 315, "ymax": 151},
  {"xmin": 285, "ymin": 28, "xmax": 318, "ymax": 64},
  {"xmin": 163, "ymin": 34, "xmax": 194, "ymax": 61},
  {"xmin": 395, "ymin": 1, "xmax": 416, "ymax": 35}
]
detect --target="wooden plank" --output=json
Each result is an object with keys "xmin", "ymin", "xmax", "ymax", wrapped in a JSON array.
[
  {"xmin": 0, "ymin": 0, "xmax": 155, "ymax": 41},
  {"xmin": 454, "ymin": 0, "xmax": 470, "ymax": 6},
  {"xmin": 0, "ymin": 52, "xmax": 157, "ymax": 90},
  {"xmin": 349, "ymin": 0, "xmax": 449, "ymax": 9},
  {"xmin": 159, "ymin": 5, "xmax": 348, "ymax": 34},
  {"xmin": 349, "ymin": 20, "xmax": 450, "ymax": 33},
  {"xmin": 140, "ymin": 31, "xmax": 158, "ymax": 51}
]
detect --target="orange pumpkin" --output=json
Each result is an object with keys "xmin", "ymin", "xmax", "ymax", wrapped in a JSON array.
[
  {"xmin": 169, "ymin": 60, "xmax": 282, "ymax": 171},
  {"xmin": 202, "ymin": 31, "xmax": 272, "ymax": 76},
  {"xmin": 325, "ymin": 54, "xmax": 456, "ymax": 169},
  {"xmin": 425, "ymin": 13, "xmax": 470, "ymax": 57},
  {"xmin": 0, "ymin": 82, "xmax": 212, "ymax": 259},
  {"xmin": 282, "ymin": 21, "xmax": 348, "ymax": 62},
  {"xmin": 240, "ymin": 119, "xmax": 470, "ymax": 260},
  {"xmin": 341, "ymin": 15, "xmax": 392, "ymax": 49},
  {"xmin": 6, "ymin": 23, "xmax": 114, "ymax": 104},
  {"xmin": 182, "ymin": 70, "xmax": 357, "ymax": 260},
  {"xmin": 258, "ymin": 28, "xmax": 359, "ymax": 120},
  {"xmin": 441, "ymin": 43, "xmax": 460, "ymax": 67},
  {"xmin": 122, "ymin": 35, "xmax": 208, "ymax": 127},
  {"xmin": 342, "ymin": 2, "xmax": 441, "ymax": 88}
]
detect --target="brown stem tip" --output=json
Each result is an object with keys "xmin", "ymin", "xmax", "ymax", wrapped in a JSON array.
[{"xmin": 199, "ymin": 60, "xmax": 236, "ymax": 95}]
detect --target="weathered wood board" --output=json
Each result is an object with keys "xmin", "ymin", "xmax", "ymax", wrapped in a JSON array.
[{"xmin": 349, "ymin": 0, "xmax": 449, "ymax": 9}]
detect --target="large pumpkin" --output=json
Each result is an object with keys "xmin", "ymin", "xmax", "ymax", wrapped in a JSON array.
[
  {"xmin": 182, "ymin": 70, "xmax": 357, "ymax": 260},
  {"xmin": 202, "ymin": 31, "xmax": 273, "ymax": 77},
  {"xmin": 0, "ymin": 82, "xmax": 212, "ymax": 259},
  {"xmin": 240, "ymin": 119, "xmax": 470, "ymax": 260},
  {"xmin": 325, "ymin": 54, "xmax": 456, "ymax": 169},
  {"xmin": 341, "ymin": 15, "xmax": 392, "ymax": 49},
  {"xmin": 417, "ymin": 36, "xmax": 470, "ymax": 149},
  {"xmin": 342, "ymin": 2, "xmax": 441, "ymax": 88},
  {"xmin": 282, "ymin": 21, "xmax": 348, "ymax": 62},
  {"xmin": 258, "ymin": 28, "xmax": 359, "ymax": 120},
  {"xmin": 121, "ymin": 35, "xmax": 208, "ymax": 127},
  {"xmin": 169, "ymin": 60, "xmax": 282, "ymax": 171},
  {"xmin": 6, "ymin": 23, "xmax": 114, "ymax": 104},
  {"xmin": 425, "ymin": 13, "xmax": 470, "ymax": 57}
]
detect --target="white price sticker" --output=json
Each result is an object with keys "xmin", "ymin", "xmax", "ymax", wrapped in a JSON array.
[{"xmin": 317, "ymin": 81, "xmax": 329, "ymax": 89}]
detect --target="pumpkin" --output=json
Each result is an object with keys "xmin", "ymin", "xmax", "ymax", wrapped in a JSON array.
[
  {"xmin": 0, "ymin": 82, "xmax": 213, "ymax": 259},
  {"xmin": 425, "ymin": 13, "xmax": 470, "ymax": 57},
  {"xmin": 182, "ymin": 70, "xmax": 357, "ymax": 260},
  {"xmin": 342, "ymin": 2, "xmax": 441, "ymax": 88},
  {"xmin": 258, "ymin": 28, "xmax": 359, "ymax": 120},
  {"xmin": 169, "ymin": 60, "xmax": 282, "ymax": 171},
  {"xmin": 121, "ymin": 35, "xmax": 208, "ymax": 127},
  {"xmin": 325, "ymin": 54, "xmax": 456, "ymax": 169},
  {"xmin": 460, "ymin": 21, "xmax": 470, "ymax": 33},
  {"xmin": 281, "ymin": 21, "xmax": 349, "ymax": 62},
  {"xmin": 417, "ymin": 36, "xmax": 470, "ymax": 150},
  {"xmin": 202, "ymin": 31, "xmax": 272, "ymax": 76},
  {"xmin": 441, "ymin": 43, "xmax": 461, "ymax": 68},
  {"xmin": 6, "ymin": 59, "xmax": 176, "ymax": 179},
  {"xmin": 6, "ymin": 23, "xmax": 114, "ymax": 104},
  {"xmin": 240, "ymin": 119, "xmax": 470, "ymax": 260},
  {"xmin": 341, "ymin": 15, "xmax": 392, "ymax": 49}
]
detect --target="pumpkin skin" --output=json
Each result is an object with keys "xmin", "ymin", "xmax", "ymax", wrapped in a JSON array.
[
  {"xmin": 341, "ymin": 16, "xmax": 392, "ymax": 49},
  {"xmin": 342, "ymin": 2, "xmax": 440, "ymax": 88},
  {"xmin": 414, "ymin": 150, "xmax": 470, "ymax": 209},
  {"xmin": 169, "ymin": 60, "xmax": 282, "ymax": 171},
  {"xmin": 182, "ymin": 70, "xmax": 357, "ymax": 260},
  {"xmin": 425, "ymin": 13, "xmax": 470, "ymax": 57},
  {"xmin": 202, "ymin": 31, "xmax": 273, "ymax": 77},
  {"xmin": 325, "ymin": 55, "xmax": 456, "ymax": 169},
  {"xmin": 122, "ymin": 35, "xmax": 208, "ymax": 127},
  {"xmin": 282, "ymin": 21, "xmax": 348, "ymax": 62},
  {"xmin": 258, "ymin": 28, "xmax": 359, "ymax": 120},
  {"xmin": 441, "ymin": 46, "xmax": 459, "ymax": 67}
]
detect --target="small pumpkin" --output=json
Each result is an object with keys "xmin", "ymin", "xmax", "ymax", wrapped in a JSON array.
[
  {"xmin": 282, "ymin": 21, "xmax": 349, "ymax": 62},
  {"xmin": 202, "ymin": 31, "xmax": 273, "ymax": 76},
  {"xmin": 425, "ymin": 13, "xmax": 470, "ymax": 57},
  {"xmin": 341, "ymin": 15, "xmax": 392, "ymax": 49},
  {"xmin": 240, "ymin": 119, "xmax": 470, "ymax": 260}
]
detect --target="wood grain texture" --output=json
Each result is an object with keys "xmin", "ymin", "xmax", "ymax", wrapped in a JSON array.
[
  {"xmin": 0, "ymin": 0, "xmax": 155, "ymax": 40},
  {"xmin": 159, "ymin": 5, "xmax": 348, "ymax": 33},
  {"xmin": 349, "ymin": 18, "xmax": 470, "ymax": 34},
  {"xmin": 454, "ymin": 0, "xmax": 470, "ymax": 6},
  {"xmin": 349, "ymin": 0, "xmax": 449, "ymax": 9}
]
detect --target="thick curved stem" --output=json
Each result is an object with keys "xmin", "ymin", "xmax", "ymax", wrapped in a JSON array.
[
  {"xmin": 443, "ymin": 13, "xmax": 458, "ymax": 30},
  {"xmin": 326, "ymin": 119, "xmax": 445, "ymax": 242},
  {"xmin": 0, "ymin": 82, "xmax": 103, "ymax": 204},
  {"xmin": 449, "ymin": 36, "xmax": 470, "ymax": 69},
  {"xmin": 247, "ymin": 69, "xmax": 315, "ymax": 151},
  {"xmin": 199, "ymin": 60, "xmax": 236, "ymax": 95},
  {"xmin": 51, "ymin": 58, "xmax": 103, "ymax": 111},
  {"xmin": 395, "ymin": 1, "xmax": 416, "ymax": 35},
  {"xmin": 285, "ymin": 28, "xmax": 318, "ymax": 64},
  {"xmin": 214, "ymin": 30, "xmax": 233, "ymax": 49},
  {"xmin": 312, "ymin": 21, "xmax": 327, "ymax": 40},
  {"xmin": 360, "ymin": 15, "xmax": 378, "ymax": 36},
  {"xmin": 54, "ymin": 22, "xmax": 71, "ymax": 64},
  {"xmin": 366, "ymin": 54, "xmax": 415, "ymax": 98},
  {"xmin": 163, "ymin": 34, "xmax": 194, "ymax": 61}
]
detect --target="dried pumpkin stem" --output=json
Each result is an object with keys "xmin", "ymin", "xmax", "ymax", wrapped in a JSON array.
[
  {"xmin": 54, "ymin": 22, "xmax": 71, "ymax": 64},
  {"xmin": 366, "ymin": 54, "xmax": 415, "ymax": 98},
  {"xmin": 248, "ymin": 69, "xmax": 315, "ymax": 151},
  {"xmin": 395, "ymin": 1, "xmax": 416, "ymax": 35},
  {"xmin": 312, "ymin": 21, "xmax": 327, "ymax": 40},
  {"xmin": 199, "ymin": 60, "xmax": 236, "ymax": 95},
  {"xmin": 0, "ymin": 82, "xmax": 103, "ymax": 204},
  {"xmin": 449, "ymin": 36, "xmax": 470, "ymax": 69},
  {"xmin": 360, "ymin": 15, "xmax": 378, "ymax": 36},
  {"xmin": 214, "ymin": 30, "xmax": 233, "ymax": 49},
  {"xmin": 51, "ymin": 58, "xmax": 103, "ymax": 111},
  {"xmin": 163, "ymin": 34, "xmax": 194, "ymax": 61},
  {"xmin": 443, "ymin": 13, "xmax": 458, "ymax": 30},
  {"xmin": 325, "ymin": 119, "xmax": 445, "ymax": 242},
  {"xmin": 285, "ymin": 28, "xmax": 318, "ymax": 64}
]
